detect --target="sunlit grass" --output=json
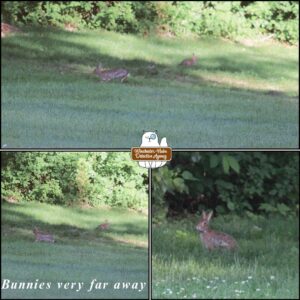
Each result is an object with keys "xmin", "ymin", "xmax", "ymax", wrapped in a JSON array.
[
  {"xmin": 152, "ymin": 214, "xmax": 299, "ymax": 299},
  {"xmin": 1, "ymin": 28, "xmax": 298, "ymax": 148}
]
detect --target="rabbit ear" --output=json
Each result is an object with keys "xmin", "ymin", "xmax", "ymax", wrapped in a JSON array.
[{"xmin": 207, "ymin": 211, "xmax": 213, "ymax": 221}]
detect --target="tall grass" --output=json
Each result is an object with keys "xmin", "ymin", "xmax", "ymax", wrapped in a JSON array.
[{"xmin": 152, "ymin": 214, "xmax": 299, "ymax": 299}]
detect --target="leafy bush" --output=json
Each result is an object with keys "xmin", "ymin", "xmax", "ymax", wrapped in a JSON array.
[
  {"xmin": 1, "ymin": 1, "xmax": 298, "ymax": 44},
  {"xmin": 152, "ymin": 152, "xmax": 299, "ymax": 219},
  {"xmin": 1, "ymin": 152, "xmax": 148, "ymax": 209},
  {"xmin": 243, "ymin": 1, "xmax": 299, "ymax": 44}
]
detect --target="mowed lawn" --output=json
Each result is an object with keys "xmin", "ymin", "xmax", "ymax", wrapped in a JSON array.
[
  {"xmin": 1, "ymin": 28, "xmax": 298, "ymax": 148},
  {"xmin": 152, "ymin": 214, "xmax": 299, "ymax": 299},
  {"xmin": 1, "ymin": 202, "xmax": 148, "ymax": 299}
]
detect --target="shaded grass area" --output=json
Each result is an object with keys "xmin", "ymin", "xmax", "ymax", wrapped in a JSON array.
[
  {"xmin": 1, "ymin": 27, "xmax": 299, "ymax": 148},
  {"xmin": 152, "ymin": 214, "xmax": 299, "ymax": 299},
  {"xmin": 1, "ymin": 201, "xmax": 148, "ymax": 299}
]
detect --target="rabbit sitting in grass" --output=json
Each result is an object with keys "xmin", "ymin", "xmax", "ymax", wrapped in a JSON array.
[
  {"xmin": 179, "ymin": 53, "xmax": 197, "ymax": 66},
  {"xmin": 196, "ymin": 211, "xmax": 237, "ymax": 250},
  {"xmin": 93, "ymin": 64, "xmax": 129, "ymax": 82},
  {"xmin": 97, "ymin": 220, "xmax": 110, "ymax": 230},
  {"xmin": 33, "ymin": 227, "xmax": 55, "ymax": 243}
]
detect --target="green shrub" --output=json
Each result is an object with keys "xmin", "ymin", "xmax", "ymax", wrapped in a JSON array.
[
  {"xmin": 1, "ymin": 1, "xmax": 298, "ymax": 44},
  {"xmin": 1, "ymin": 152, "xmax": 148, "ymax": 209},
  {"xmin": 152, "ymin": 152, "xmax": 299, "ymax": 219}
]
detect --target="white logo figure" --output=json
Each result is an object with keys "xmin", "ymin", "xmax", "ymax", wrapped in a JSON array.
[{"xmin": 139, "ymin": 131, "xmax": 168, "ymax": 169}]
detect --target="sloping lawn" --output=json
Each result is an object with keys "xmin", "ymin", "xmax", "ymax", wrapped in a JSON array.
[
  {"xmin": 1, "ymin": 28, "xmax": 298, "ymax": 148},
  {"xmin": 1, "ymin": 202, "xmax": 148, "ymax": 299}
]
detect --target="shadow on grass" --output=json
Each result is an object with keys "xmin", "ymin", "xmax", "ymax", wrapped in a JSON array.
[{"xmin": 1, "ymin": 26, "xmax": 298, "ymax": 97}]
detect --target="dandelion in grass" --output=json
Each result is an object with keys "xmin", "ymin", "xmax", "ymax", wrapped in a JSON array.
[
  {"xmin": 270, "ymin": 275, "xmax": 275, "ymax": 280},
  {"xmin": 222, "ymin": 279, "xmax": 226, "ymax": 283},
  {"xmin": 248, "ymin": 276, "xmax": 253, "ymax": 279},
  {"xmin": 192, "ymin": 293, "xmax": 197, "ymax": 298},
  {"xmin": 256, "ymin": 288, "xmax": 261, "ymax": 291},
  {"xmin": 206, "ymin": 285, "xmax": 211, "ymax": 289}
]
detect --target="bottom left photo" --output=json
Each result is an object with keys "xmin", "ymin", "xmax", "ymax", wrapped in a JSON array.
[{"xmin": 1, "ymin": 151, "xmax": 149, "ymax": 299}]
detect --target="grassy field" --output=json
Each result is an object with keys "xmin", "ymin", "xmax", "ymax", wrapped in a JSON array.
[
  {"xmin": 1, "ymin": 27, "xmax": 298, "ymax": 148},
  {"xmin": 152, "ymin": 214, "xmax": 299, "ymax": 299},
  {"xmin": 1, "ymin": 201, "xmax": 148, "ymax": 299}
]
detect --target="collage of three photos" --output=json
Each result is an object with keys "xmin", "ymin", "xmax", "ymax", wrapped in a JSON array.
[{"xmin": 1, "ymin": 1, "xmax": 299, "ymax": 299}]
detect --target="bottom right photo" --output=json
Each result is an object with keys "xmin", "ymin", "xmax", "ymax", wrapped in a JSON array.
[{"xmin": 151, "ymin": 151, "xmax": 299, "ymax": 299}]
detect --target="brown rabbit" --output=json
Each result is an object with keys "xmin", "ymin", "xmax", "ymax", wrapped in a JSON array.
[
  {"xmin": 93, "ymin": 64, "xmax": 129, "ymax": 82},
  {"xmin": 33, "ymin": 227, "xmax": 55, "ymax": 243},
  {"xmin": 1, "ymin": 23, "xmax": 21, "ymax": 38},
  {"xmin": 98, "ymin": 220, "xmax": 110, "ymax": 230},
  {"xmin": 196, "ymin": 211, "xmax": 237, "ymax": 250},
  {"xmin": 179, "ymin": 53, "xmax": 197, "ymax": 66}
]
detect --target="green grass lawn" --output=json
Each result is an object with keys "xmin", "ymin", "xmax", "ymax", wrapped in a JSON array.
[
  {"xmin": 1, "ymin": 28, "xmax": 298, "ymax": 148},
  {"xmin": 1, "ymin": 201, "xmax": 148, "ymax": 299},
  {"xmin": 152, "ymin": 214, "xmax": 299, "ymax": 299}
]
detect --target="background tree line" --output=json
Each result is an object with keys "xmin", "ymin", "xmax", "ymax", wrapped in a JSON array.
[
  {"xmin": 152, "ymin": 152, "xmax": 299, "ymax": 220},
  {"xmin": 1, "ymin": 152, "xmax": 148, "ymax": 209},
  {"xmin": 1, "ymin": 1, "xmax": 298, "ymax": 44}
]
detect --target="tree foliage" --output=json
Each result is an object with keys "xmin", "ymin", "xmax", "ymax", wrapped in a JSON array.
[
  {"xmin": 1, "ymin": 152, "xmax": 148, "ymax": 209},
  {"xmin": 152, "ymin": 152, "xmax": 299, "ymax": 219},
  {"xmin": 1, "ymin": 1, "xmax": 298, "ymax": 44}
]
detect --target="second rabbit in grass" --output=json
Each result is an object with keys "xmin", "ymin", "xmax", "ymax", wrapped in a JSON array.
[
  {"xmin": 97, "ymin": 219, "xmax": 110, "ymax": 230},
  {"xmin": 93, "ymin": 64, "xmax": 129, "ymax": 82}
]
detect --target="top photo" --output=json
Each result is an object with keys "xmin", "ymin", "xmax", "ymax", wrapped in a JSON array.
[{"xmin": 1, "ymin": 1, "xmax": 299, "ymax": 149}]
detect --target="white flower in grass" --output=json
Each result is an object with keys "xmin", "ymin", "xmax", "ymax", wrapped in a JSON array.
[
  {"xmin": 267, "ymin": 282, "xmax": 270, "ymax": 287},
  {"xmin": 256, "ymin": 288, "xmax": 261, "ymax": 291},
  {"xmin": 222, "ymin": 279, "xmax": 226, "ymax": 283},
  {"xmin": 206, "ymin": 285, "xmax": 211, "ymax": 289},
  {"xmin": 241, "ymin": 281, "xmax": 246, "ymax": 284},
  {"xmin": 212, "ymin": 286, "xmax": 217, "ymax": 290},
  {"xmin": 214, "ymin": 276, "xmax": 219, "ymax": 280},
  {"xmin": 270, "ymin": 275, "xmax": 275, "ymax": 280},
  {"xmin": 248, "ymin": 276, "xmax": 252, "ymax": 279},
  {"xmin": 234, "ymin": 281, "xmax": 238, "ymax": 284},
  {"xmin": 192, "ymin": 293, "xmax": 197, "ymax": 298}
]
